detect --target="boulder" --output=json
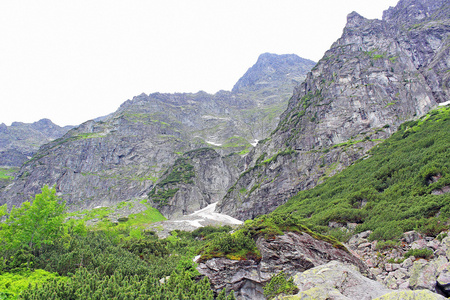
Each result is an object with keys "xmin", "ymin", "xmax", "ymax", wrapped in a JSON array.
[
  {"xmin": 280, "ymin": 261, "xmax": 391, "ymax": 300},
  {"xmin": 436, "ymin": 263, "xmax": 450, "ymax": 297}
]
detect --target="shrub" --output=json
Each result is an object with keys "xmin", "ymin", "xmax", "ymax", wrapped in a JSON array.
[
  {"xmin": 404, "ymin": 248, "xmax": 433, "ymax": 259},
  {"xmin": 263, "ymin": 271, "xmax": 298, "ymax": 299}
]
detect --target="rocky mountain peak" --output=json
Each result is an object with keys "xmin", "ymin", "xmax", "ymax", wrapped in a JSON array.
[
  {"xmin": 231, "ymin": 53, "xmax": 315, "ymax": 94},
  {"xmin": 345, "ymin": 11, "xmax": 368, "ymax": 28}
]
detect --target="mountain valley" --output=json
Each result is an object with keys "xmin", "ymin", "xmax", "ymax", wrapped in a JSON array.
[{"xmin": 1, "ymin": 0, "xmax": 450, "ymax": 299}]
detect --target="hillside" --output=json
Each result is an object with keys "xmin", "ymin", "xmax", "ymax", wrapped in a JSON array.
[
  {"xmin": 216, "ymin": 0, "xmax": 450, "ymax": 220},
  {"xmin": 0, "ymin": 54, "xmax": 315, "ymax": 214},
  {"xmin": 275, "ymin": 104, "xmax": 450, "ymax": 240}
]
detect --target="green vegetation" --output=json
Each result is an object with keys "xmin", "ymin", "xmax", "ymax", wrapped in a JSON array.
[
  {"xmin": 0, "ymin": 168, "xmax": 17, "ymax": 180},
  {"xmin": 404, "ymin": 248, "xmax": 433, "ymax": 259},
  {"xmin": 148, "ymin": 188, "xmax": 179, "ymax": 205},
  {"xmin": 159, "ymin": 158, "xmax": 195, "ymax": 185},
  {"xmin": 66, "ymin": 200, "xmax": 166, "ymax": 231},
  {"xmin": 148, "ymin": 157, "xmax": 195, "ymax": 206},
  {"xmin": 0, "ymin": 269, "xmax": 64, "ymax": 299},
  {"xmin": 0, "ymin": 187, "xmax": 235, "ymax": 299},
  {"xmin": 275, "ymin": 105, "xmax": 450, "ymax": 241},
  {"xmin": 0, "ymin": 186, "xmax": 66, "ymax": 268},
  {"xmin": 263, "ymin": 271, "xmax": 298, "ymax": 300}
]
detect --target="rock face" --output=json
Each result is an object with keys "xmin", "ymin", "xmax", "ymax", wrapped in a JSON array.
[
  {"xmin": 196, "ymin": 232, "xmax": 369, "ymax": 300},
  {"xmin": 0, "ymin": 54, "xmax": 315, "ymax": 211},
  {"xmin": 0, "ymin": 119, "xmax": 72, "ymax": 167},
  {"xmin": 216, "ymin": 0, "xmax": 450, "ymax": 220}
]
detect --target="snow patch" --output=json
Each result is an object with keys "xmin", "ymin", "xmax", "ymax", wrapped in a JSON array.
[
  {"xmin": 438, "ymin": 100, "xmax": 450, "ymax": 106},
  {"xmin": 189, "ymin": 203, "xmax": 243, "ymax": 225},
  {"xmin": 206, "ymin": 140, "xmax": 222, "ymax": 146},
  {"xmin": 202, "ymin": 115, "xmax": 230, "ymax": 121},
  {"xmin": 251, "ymin": 139, "xmax": 259, "ymax": 147}
]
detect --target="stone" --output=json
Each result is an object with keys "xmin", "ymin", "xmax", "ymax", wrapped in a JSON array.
[
  {"xmin": 436, "ymin": 263, "xmax": 450, "ymax": 297},
  {"xmin": 403, "ymin": 231, "xmax": 422, "ymax": 244},
  {"xmin": 286, "ymin": 261, "xmax": 392, "ymax": 300},
  {"xmin": 0, "ymin": 119, "xmax": 72, "ymax": 167},
  {"xmin": 411, "ymin": 239, "xmax": 428, "ymax": 250}
]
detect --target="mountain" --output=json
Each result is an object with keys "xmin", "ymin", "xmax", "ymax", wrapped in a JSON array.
[
  {"xmin": 0, "ymin": 119, "xmax": 72, "ymax": 167},
  {"xmin": 216, "ymin": 0, "xmax": 450, "ymax": 219},
  {"xmin": 0, "ymin": 54, "xmax": 315, "ymax": 214}
]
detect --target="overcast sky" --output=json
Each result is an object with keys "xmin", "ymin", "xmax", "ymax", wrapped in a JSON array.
[{"xmin": 0, "ymin": 0, "xmax": 399, "ymax": 126}]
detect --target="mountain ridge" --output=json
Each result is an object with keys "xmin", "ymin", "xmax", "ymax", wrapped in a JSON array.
[{"xmin": 0, "ymin": 53, "xmax": 315, "ymax": 214}]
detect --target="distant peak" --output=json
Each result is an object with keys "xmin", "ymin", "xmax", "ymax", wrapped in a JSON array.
[
  {"xmin": 35, "ymin": 118, "xmax": 54, "ymax": 125},
  {"xmin": 232, "ymin": 53, "xmax": 316, "ymax": 93}
]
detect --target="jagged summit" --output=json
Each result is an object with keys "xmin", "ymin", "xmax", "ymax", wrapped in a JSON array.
[{"xmin": 231, "ymin": 53, "xmax": 315, "ymax": 94}]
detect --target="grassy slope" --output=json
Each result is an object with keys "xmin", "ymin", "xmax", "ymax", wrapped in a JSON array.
[{"xmin": 275, "ymin": 105, "xmax": 450, "ymax": 241}]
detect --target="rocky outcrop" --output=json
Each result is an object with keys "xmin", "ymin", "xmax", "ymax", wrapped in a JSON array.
[
  {"xmin": 0, "ymin": 54, "xmax": 314, "ymax": 211},
  {"xmin": 216, "ymin": 0, "xmax": 450, "ymax": 220},
  {"xmin": 0, "ymin": 119, "xmax": 72, "ymax": 167},
  {"xmin": 197, "ymin": 231, "xmax": 369, "ymax": 300},
  {"xmin": 149, "ymin": 148, "xmax": 244, "ymax": 219},
  {"xmin": 282, "ymin": 261, "xmax": 392, "ymax": 300}
]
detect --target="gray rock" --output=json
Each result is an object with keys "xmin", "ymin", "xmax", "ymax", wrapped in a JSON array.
[
  {"xmin": 284, "ymin": 261, "xmax": 391, "ymax": 300},
  {"xmin": 436, "ymin": 263, "xmax": 450, "ymax": 297},
  {"xmin": 403, "ymin": 231, "xmax": 422, "ymax": 244}
]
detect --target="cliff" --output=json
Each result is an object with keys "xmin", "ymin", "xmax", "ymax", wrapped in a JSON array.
[{"xmin": 216, "ymin": 0, "xmax": 450, "ymax": 220}]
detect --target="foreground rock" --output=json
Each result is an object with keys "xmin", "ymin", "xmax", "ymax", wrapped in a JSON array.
[
  {"xmin": 281, "ymin": 261, "xmax": 391, "ymax": 300},
  {"xmin": 197, "ymin": 232, "xmax": 369, "ymax": 300}
]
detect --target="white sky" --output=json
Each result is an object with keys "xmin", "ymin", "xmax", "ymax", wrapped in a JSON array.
[{"xmin": 0, "ymin": 0, "xmax": 399, "ymax": 126}]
